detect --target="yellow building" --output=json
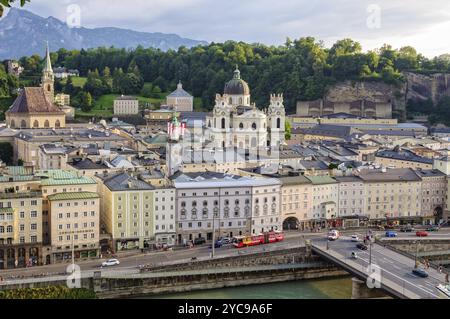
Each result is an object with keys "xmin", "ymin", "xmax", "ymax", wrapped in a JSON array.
[
  {"xmin": 0, "ymin": 169, "xmax": 43, "ymax": 269},
  {"xmin": 47, "ymin": 192, "xmax": 100, "ymax": 263},
  {"xmin": 279, "ymin": 175, "xmax": 313, "ymax": 231}
]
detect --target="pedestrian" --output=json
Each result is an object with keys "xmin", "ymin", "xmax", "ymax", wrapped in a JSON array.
[
  {"xmin": 446, "ymin": 273, "xmax": 449, "ymax": 283},
  {"xmin": 439, "ymin": 266, "xmax": 443, "ymax": 273}
]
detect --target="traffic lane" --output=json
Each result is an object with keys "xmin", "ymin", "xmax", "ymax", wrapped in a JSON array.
[
  {"xmin": 322, "ymin": 237, "xmax": 444, "ymax": 298},
  {"xmin": 0, "ymin": 231, "xmax": 328, "ymax": 279}
]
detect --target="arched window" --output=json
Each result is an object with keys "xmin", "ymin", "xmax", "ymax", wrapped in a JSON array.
[
  {"xmin": 239, "ymin": 97, "xmax": 243, "ymax": 105},
  {"xmin": 228, "ymin": 97, "xmax": 232, "ymax": 104},
  {"xmin": 44, "ymin": 120, "xmax": 50, "ymax": 128},
  {"xmin": 252, "ymin": 122, "xmax": 257, "ymax": 130},
  {"xmin": 47, "ymin": 84, "xmax": 51, "ymax": 92},
  {"xmin": 10, "ymin": 120, "xmax": 15, "ymax": 128},
  {"xmin": 33, "ymin": 120, "xmax": 39, "ymax": 128},
  {"xmin": 20, "ymin": 120, "xmax": 26, "ymax": 128},
  {"xmin": 221, "ymin": 118, "xmax": 226, "ymax": 129},
  {"xmin": 55, "ymin": 120, "xmax": 61, "ymax": 128},
  {"xmin": 277, "ymin": 118, "xmax": 281, "ymax": 129},
  {"xmin": 239, "ymin": 122, "xmax": 244, "ymax": 129}
]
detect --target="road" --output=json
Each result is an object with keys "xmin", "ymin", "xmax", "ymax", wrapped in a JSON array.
[
  {"xmin": 0, "ymin": 231, "xmax": 325, "ymax": 281},
  {"xmin": 0, "ymin": 228, "xmax": 448, "ymax": 283},
  {"xmin": 312, "ymin": 233, "xmax": 450, "ymax": 299}
]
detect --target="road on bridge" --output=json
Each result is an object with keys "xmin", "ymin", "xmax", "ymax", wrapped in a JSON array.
[{"xmin": 312, "ymin": 234, "xmax": 449, "ymax": 299}]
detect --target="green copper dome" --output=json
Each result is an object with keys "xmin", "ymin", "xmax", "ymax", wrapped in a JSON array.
[{"xmin": 224, "ymin": 66, "xmax": 250, "ymax": 95}]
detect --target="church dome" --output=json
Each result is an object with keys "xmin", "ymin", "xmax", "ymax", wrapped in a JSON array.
[{"xmin": 224, "ymin": 67, "xmax": 250, "ymax": 95}]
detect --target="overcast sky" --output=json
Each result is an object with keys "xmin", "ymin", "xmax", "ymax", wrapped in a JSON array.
[{"xmin": 7, "ymin": 0, "xmax": 450, "ymax": 57}]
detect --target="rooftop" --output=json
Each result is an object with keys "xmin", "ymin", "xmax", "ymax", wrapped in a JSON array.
[
  {"xmin": 48, "ymin": 192, "xmax": 99, "ymax": 201},
  {"xmin": 304, "ymin": 175, "xmax": 338, "ymax": 185},
  {"xmin": 376, "ymin": 149, "xmax": 433, "ymax": 165},
  {"xmin": 101, "ymin": 172, "xmax": 155, "ymax": 191},
  {"xmin": 357, "ymin": 168, "xmax": 422, "ymax": 182},
  {"xmin": 7, "ymin": 87, "xmax": 64, "ymax": 114}
]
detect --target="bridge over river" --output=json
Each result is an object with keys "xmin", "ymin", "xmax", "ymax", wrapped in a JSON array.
[{"xmin": 311, "ymin": 235, "xmax": 450, "ymax": 299}]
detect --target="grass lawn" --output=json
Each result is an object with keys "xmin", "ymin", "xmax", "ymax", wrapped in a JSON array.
[
  {"xmin": 75, "ymin": 93, "xmax": 169, "ymax": 118},
  {"xmin": 60, "ymin": 76, "xmax": 87, "ymax": 87}
]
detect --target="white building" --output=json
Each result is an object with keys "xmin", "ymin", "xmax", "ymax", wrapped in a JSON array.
[
  {"xmin": 171, "ymin": 171, "xmax": 281, "ymax": 244},
  {"xmin": 114, "ymin": 96, "xmax": 139, "ymax": 115},
  {"xmin": 205, "ymin": 67, "xmax": 286, "ymax": 151},
  {"xmin": 152, "ymin": 187, "xmax": 176, "ymax": 246},
  {"xmin": 305, "ymin": 175, "xmax": 339, "ymax": 228},
  {"xmin": 335, "ymin": 176, "xmax": 365, "ymax": 217}
]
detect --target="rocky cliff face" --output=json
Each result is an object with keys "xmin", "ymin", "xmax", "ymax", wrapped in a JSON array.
[
  {"xmin": 323, "ymin": 81, "xmax": 406, "ymax": 120},
  {"xmin": 405, "ymin": 72, "xmax": 450, "ymax": 104}
]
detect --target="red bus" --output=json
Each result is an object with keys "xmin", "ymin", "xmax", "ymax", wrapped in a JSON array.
[{"xmin": 233, "ymin": 231, "xmax": 284, "ymax": 248}]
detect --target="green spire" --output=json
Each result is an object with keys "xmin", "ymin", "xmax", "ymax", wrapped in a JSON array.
[{"xmin": 43, "ymin": 41, "xmax": 53, "ymax": 73}]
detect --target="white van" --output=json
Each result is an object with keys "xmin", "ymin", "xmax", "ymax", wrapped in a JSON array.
[{"xmin": 327, "ymin": 230, "xmax": 340, "ymax": 241}]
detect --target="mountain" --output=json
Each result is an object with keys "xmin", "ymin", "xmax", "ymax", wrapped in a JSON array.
[{"xmin": 0, "ymin": 8, "xmax": 208, "ymax": 60}]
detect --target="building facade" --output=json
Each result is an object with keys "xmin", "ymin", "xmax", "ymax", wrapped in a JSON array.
[
  {"xmin": 166, "ymin": 82, "xmax": 194, "ymax": 112},
  {"xmin": 98, "ymin": 172, "xmax": 155, "ymax": 251},
  {"xmin": 279, "ymin": 176, "xmax": 312, "ymax": 231},
  {"xmin": 206, "ymin": 67, "xmax": 286, "ymax": 150},
  {"xmin": 47, "ymin": 192, "xmax": 100, "ymax": 263},
  {"xmin": 113, "ymin": 96, "xmax": 139, "ymax": 115}
]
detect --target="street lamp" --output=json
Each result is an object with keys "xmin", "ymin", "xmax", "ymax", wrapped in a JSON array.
[{"xmin": 211, "ymin": 210, "xmax": 216, "ymax": 258}]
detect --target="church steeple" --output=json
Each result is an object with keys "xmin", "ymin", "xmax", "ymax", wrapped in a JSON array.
[{"xmin": 42, "ymin": 41, "xmax": 54, "ymax": 102}]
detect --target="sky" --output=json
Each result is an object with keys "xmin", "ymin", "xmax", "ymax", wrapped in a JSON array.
[{"xmin": 6, "ymin": 0, "xmax": 450, "ymax": 57}]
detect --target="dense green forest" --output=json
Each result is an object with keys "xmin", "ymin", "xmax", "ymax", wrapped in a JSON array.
[{"xmin": 3, "ymin": 38, "xmax": 450, "ymax": 115}]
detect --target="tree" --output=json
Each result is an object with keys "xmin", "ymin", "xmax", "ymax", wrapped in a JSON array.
[
  {"xmin": 80, "ymin": 92, "xmax": 93, "ymax": 112},
  {"xmin": 0, "ymin": 143, "xmax": 13, "ymax": 164},
  {"xmin": 285, "ymin": 120, "xmax": 292, "ymax": 140},
  {"xmin": 0, "ymin": 0, "xmax": 30, "ymax": 17}
]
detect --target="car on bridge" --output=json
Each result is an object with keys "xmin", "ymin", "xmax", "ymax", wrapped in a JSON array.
[
  {"xmin": 416, "ymin": 231, "xmax": 429, "ymax": 237},
  {"xmin": 351, "ymin": 235, "xmax": 359, "ymax": 242},
  {"xmin": 412, "ymin": 268, "xmax": 429, "ymax": 278},
  {"xmin": 385, "ymin": 231, "xmax": 398, "ymax": 238},
  {"xmin": 356, "ymin": 243, "xmax": 368, "ymax": 250},
  {"xmin": 101, "ymin": 258, "xmax": 120, "ymax": 267},
  {"xmin": 426, "ymin": 225, "xmax": 439, "ymax": 232}
]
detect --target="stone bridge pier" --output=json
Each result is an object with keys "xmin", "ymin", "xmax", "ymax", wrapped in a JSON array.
[{"xmin": 351, "ymin": 277, "xmax": 390, "ymax": 299}]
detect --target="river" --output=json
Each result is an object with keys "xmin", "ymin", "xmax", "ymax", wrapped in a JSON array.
[{"xmin": 144, "ymin": 277, "xmax": 352, "ymax": 299}]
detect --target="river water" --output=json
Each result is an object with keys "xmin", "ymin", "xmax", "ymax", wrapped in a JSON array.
[{"xmin": 145, "ymin": 277, "xmax": 352, "ymax": 299}]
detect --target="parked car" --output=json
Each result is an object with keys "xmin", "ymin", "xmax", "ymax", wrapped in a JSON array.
[
  {"xmin": 194, "ymin": 237, "xmax": 206, "ymax": 245},
  {"xmin": 219, "ymin": 237, "xmax": 232, "ymax": 245},
  {"xmin": 356, "ymin": 243, "xmax": 368, "ymax": 250},
  {"xmin": 351, "ymin": 235, "xmax": 359, "ymax": 242},
  {"xmin": 101, "ymin": 259, "xmax": 120, "ymax": 267},
  {"xmin": 416, "ymin": 231, "xmax": 428, "ymax": 237},
  {"xmin": 426, "ymin": 226, "xmax": 439, "ymax": 232},
  {"xmin": 385, "ymin": 231, "xmax": 398, "ymax": 238},
  {"xmin": 209, "ymin": 240, "xmax": 223, "ymax": 249},
  {"xmin": 412, "ymin": 268, "xmax": 429, "ymax": 278}
]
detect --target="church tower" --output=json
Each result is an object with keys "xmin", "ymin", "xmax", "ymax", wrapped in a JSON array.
[
  {"xmin": 41, "ymin": 42, "xmax": 54, "ymax": 102},
  {"xmin": 267, "ymin": 94, "xmax": 286, "ymax": 147}
]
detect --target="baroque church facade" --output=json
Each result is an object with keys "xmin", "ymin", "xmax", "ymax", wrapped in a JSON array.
[
  {"xmin": 6, "ymin": 43, "xmax": 66, "ymax": 129},
  {"xmin": 205, "ymin": 67, "xmax": 286, "ymax": 150}
]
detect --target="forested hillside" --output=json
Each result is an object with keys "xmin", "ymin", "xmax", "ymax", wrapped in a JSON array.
[{"xmin": 3, "ymin": 38, "xmax": 450, "ymax": 116}]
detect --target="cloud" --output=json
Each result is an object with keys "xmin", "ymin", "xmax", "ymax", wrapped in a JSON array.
[{"xmin": 14, "ymin": 0, "xmax": 450, "ymax": 57}]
